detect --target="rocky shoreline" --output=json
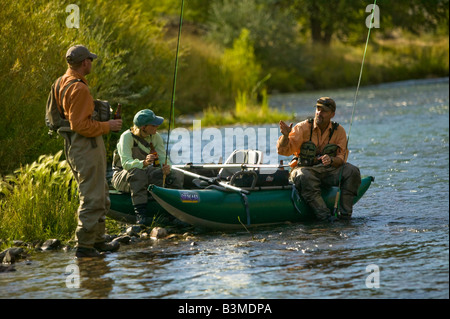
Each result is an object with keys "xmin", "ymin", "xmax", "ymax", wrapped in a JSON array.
[{"xmin": 0, "ymin": 224, "xmax": 197, "ymax": 273}]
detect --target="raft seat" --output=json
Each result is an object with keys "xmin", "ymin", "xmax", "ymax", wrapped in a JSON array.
[{"xmin": 218, "ymin": 149, "xmax": 263, "ymax": 180}]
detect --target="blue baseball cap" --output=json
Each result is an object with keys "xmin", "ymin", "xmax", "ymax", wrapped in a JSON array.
[{"xmin": 133, "ymin": 109, "xmax": 164, "ymax": 127}]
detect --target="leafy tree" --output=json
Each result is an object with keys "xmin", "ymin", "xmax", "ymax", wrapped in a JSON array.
[{"xmin": 278, "ymin": 0, "xmax": 449, "ymax": 45}]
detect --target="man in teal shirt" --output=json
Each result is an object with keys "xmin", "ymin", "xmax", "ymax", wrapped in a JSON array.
[{"xmin": 112, "ymin": 109, "xmax": 183, "ymax": 224}]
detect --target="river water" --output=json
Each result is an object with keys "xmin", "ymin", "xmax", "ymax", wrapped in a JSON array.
[{"xmin": 1, "ymin": 78, "xmax": 448, "ymax": 300}]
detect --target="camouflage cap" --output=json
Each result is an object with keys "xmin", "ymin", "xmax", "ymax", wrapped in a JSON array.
[{"xmin": 66, "ymin": 45, "xmax": 97, "ymax": 64}]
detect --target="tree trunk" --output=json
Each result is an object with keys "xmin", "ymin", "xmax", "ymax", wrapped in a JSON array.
[{"xmin": 308, "ymin": 2, "xmax": 332, "ymax": 46}]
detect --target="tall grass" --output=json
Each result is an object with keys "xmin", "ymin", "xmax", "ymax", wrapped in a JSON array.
[
  {"xmin": 176, "ymin": 33, "xmax": 234, "ymax": 114},
  {"xmin": 200, "ymin": 28, "xmax": 294, "ymax": 126},
  {"xmin": 202, "ymin": 89, "xmax": 294, "ymax": 126},
  {"xmin": 0, "ymin": 0, "xmax": 173, "ymax": 174},
  {"xmin": 0, "ymin": 151, "xmax": 78, "ymax": 244}
]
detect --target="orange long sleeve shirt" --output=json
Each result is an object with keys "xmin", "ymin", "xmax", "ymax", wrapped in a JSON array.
[
  {"xmin": 57, "ymin": 69, "xmax": 110, "ymax": 137},
  {"xmin": 277, "ymin": 119, "xmax": 349, "ymax": 162}
]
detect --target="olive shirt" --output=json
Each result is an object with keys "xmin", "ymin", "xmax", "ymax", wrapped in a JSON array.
[
  {"xmin": 277, "ymin": 119, "xmax": 348, "ymax": 162},
  {"xmin": 116, "ymin": 129, "xmax": 171, "ymax": 171}
]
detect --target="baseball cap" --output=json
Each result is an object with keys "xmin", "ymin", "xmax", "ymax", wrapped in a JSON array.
[
  {"xmin": 66, "ymin": 45, "xmax": 98, "ymax": 64},
  {"xmin": 133, "ymin": 109, "xmax": 164, "ymax": 127},
  {"xmin": 316, "ymin": 97, "xmax": 336, "ymax": 112}
]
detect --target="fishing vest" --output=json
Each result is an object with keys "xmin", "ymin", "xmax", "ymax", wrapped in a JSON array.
[
  {"xmin": 112, "ymin": 133, "xmax": 151, "ymax": 171},
  {"xmin": 298, "ymin": 118, "xmax": 339, "ymax": 167}
]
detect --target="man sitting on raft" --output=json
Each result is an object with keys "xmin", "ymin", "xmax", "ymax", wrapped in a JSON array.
[{"xmin": 277, "ymin": 97, "xmax": 361, "ymax": 221}]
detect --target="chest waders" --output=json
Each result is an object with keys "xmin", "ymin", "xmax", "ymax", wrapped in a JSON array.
[{"xmin": 298, "ymin": 119, "xmax": 339, "ymax": 167}]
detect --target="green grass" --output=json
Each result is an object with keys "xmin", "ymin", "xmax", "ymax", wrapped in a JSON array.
[
  {"xmin": 201, "ymin": 88, "xmax": 294, "ymax": 126},
  {"xmin": 0, "ymin": 151, "xmax": 79, "ymax": 245},
  {"xmin": 0, "ymin": 150, "xmax": 180, "ymax": 250}
]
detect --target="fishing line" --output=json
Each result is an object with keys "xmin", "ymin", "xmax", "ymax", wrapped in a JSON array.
[
  {"xmin": 347, "ymin": 0, "xmax": 377, "ymax": 144},
  {"xmin": 333, "ymin": 0, "xmax": 377, "ymax": 217},
  {"xmin": 163, "ymin": 0, "xmax": 184, "ymax": 187}
]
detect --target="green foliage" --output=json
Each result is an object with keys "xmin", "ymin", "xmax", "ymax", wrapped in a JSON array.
[
  {"xmin": 0, "ymin": 151, "xmax": 78, "ymax": 242},
  {"xmin": 201, "ymin": 27, "xmax": 293, "ymax": 126},
  {"xmin": 0, "ymin": 0, "xmax": 448, "ymax": 176},
  {"xmin": 221, "ymin": 28, "xmax": 262, "ymax": 98},
  {"xmin": 0, "ymin": 0, "xmax": 175, "ymax": 174},
  {"xmin": 208, "ymin": 0, "xmax": 305, "ymax": 91},
  {"xmin": 175, "ymin": 34, "xmax": 234, "ymax": 114},
  {"xmin": 202, "ymin": 89, "xmax": 294, "ymax": 126}
]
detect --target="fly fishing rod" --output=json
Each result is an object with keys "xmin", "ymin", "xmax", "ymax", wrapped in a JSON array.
[
  {"xmin": 163, "ymin": 0, "xmax": 184, "ymax": 187},
  {"xmin": 333, "ymin": 0, "xmax": 377, "ymax": 217}
]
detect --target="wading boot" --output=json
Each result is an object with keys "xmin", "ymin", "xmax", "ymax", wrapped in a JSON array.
[
  {"xmin": 134, "ymin": 203, "xmax": 150, "ymax": 225},
  {"xmin": 75, "ymin": 247, "xmax": 104, "ymax": 258},
  {"xmin": 307, "ymin": 197, "xmax": 332, "ymax": 221},
  {"xmin": 94, "ymin": 240, "xmax": 120, "ymax": 253},
  {"xmin": 338, "ymin": 191, "xmax": 355, "ymax": 220}
]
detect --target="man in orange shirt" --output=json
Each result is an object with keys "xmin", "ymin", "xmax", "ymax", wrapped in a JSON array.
[
  {"xmin": 277, "ymin": 97, "xmax": 361, "ymax": 221},
  {"xmin": 58, "ymin": 45, "xmax": 122, "ymax": 257}
]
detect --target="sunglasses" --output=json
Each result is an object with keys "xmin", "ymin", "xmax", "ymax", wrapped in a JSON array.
[{"xmin": 316, "ymin": 98, "xmax": 333, "ymax": 107}]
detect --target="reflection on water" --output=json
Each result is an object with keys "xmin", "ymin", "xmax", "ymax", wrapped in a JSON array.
[
  {"xmin": 77, "ymin": 258, "xmax": 114, "ymax": 298},
  {"xmin": 1, "ymin": 78, "xmax": 448, "ymax": 299}
]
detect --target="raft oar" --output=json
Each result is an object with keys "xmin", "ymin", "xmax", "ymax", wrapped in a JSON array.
[
  {"xmin": 333, "ymin": 0, "xmax": 377, "ymax": 218},
  {"xmin": 163, "ymin": 0, "xmax": 184, "ymax": 188},
  {"xmin": 173, "ymin": 163, "xmax": 290, "ymax": 170},
  {"xmin": 171, "ymin": 166, "xmax": 250, "ymax": 195}
]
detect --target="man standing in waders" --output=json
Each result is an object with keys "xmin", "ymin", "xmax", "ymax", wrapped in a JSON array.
[
  {"xmin": 277, "ymin": 97, "xmax": 361, "ymax": 222},
  {"xmin": 58, "ymin": 45, "xmax": 122, "ymax": 257}
]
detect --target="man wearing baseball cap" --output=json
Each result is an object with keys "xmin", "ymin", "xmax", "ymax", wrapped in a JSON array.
[
  {"xmin": 111, "ymin": 109, "xmax": 183, "ymax": 225},
  {"xmin": 56, "ymin": 45, "xmax": 123, "ymax": 257},
  {"xmin": 277, "ymin": 97, "xmax": 361, "ymax": 221}
]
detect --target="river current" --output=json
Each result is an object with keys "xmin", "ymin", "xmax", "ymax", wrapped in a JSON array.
[{"xmin": 1, "ymin": 78, "xmax": 448, "ymax": 299}]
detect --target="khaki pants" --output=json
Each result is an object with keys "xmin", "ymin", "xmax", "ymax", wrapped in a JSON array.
[
  {"xmin": 290, "ymin": 163, "xmax": 361, "ymax": 220},
  {"xmin": 112, "ymin": 166, "xmax": 184, "ymax": 206},
  {"xmin": 63, "ymin": 132, "xmax": 109, "ymax": 248}
]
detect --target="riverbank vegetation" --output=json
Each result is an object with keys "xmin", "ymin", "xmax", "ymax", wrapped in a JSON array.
[
  {"xmin": 0, "ymin": 0, "xmax": 448, "ymax": 244},
  {"xmin": 0, "ymin": 0, "xmax": 448, "ymax": 174},
  {"xmin": 0, "ymin": 152, "xmax": 78, "ymax": 247}
]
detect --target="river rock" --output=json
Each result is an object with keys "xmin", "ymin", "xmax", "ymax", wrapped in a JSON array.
[
  {"xmin": 1, "ymin": 247, "xmax": 24, "ymax": 264},
  {"xmin": 150, "ymin": 227, "xmax": 168, "ymax": 239},
  {"xmin": 140, "ymin": 232, "xmax": 149, "ymax": 239},
  {"xmin": 0, "ymin": 264, "xmax": 15, "ymax": 273},
  {"xmin": 41, "ymin": 239, "xmax": 61, "ymax": 251},
  {"xmin": 112, "ymin": 235, "xmax": 131, "ymax": 244},
  {"xmin": 126, "ymin": 225, "xmax": 142, "ymax": 237},
  {"xmin": 13, "ymin": 240, "xmax": 26, "ymax": 247},
  {"xmin": 105, "ymin": 234, "xmax": 117, "ymax": 242}
]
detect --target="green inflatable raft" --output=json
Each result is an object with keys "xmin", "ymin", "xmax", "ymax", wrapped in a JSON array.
[
  {"xmin": 108, "ymin": 166, "xmax": 374, "ymax": 229},
  {"xmin": 148, "ymin": 176, "xmax": 374, "ymax": 230}
]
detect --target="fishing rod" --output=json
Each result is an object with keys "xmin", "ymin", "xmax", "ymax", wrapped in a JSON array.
[
  {"xmin": 173, "ymin": 163, "xmax": 291, "ymax": 170},
  {"xmin": 163, "ymin": 0, "xmax": 184, "ymax": 187},
  {"xmin": 333, "ymin": 0, "xmax": 377, "ymax": 218}
]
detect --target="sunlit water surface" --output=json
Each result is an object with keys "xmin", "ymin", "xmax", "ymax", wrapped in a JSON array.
[{"xmin": 1, "ymin": 78, "xmax": 448, "ymax": 299}]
